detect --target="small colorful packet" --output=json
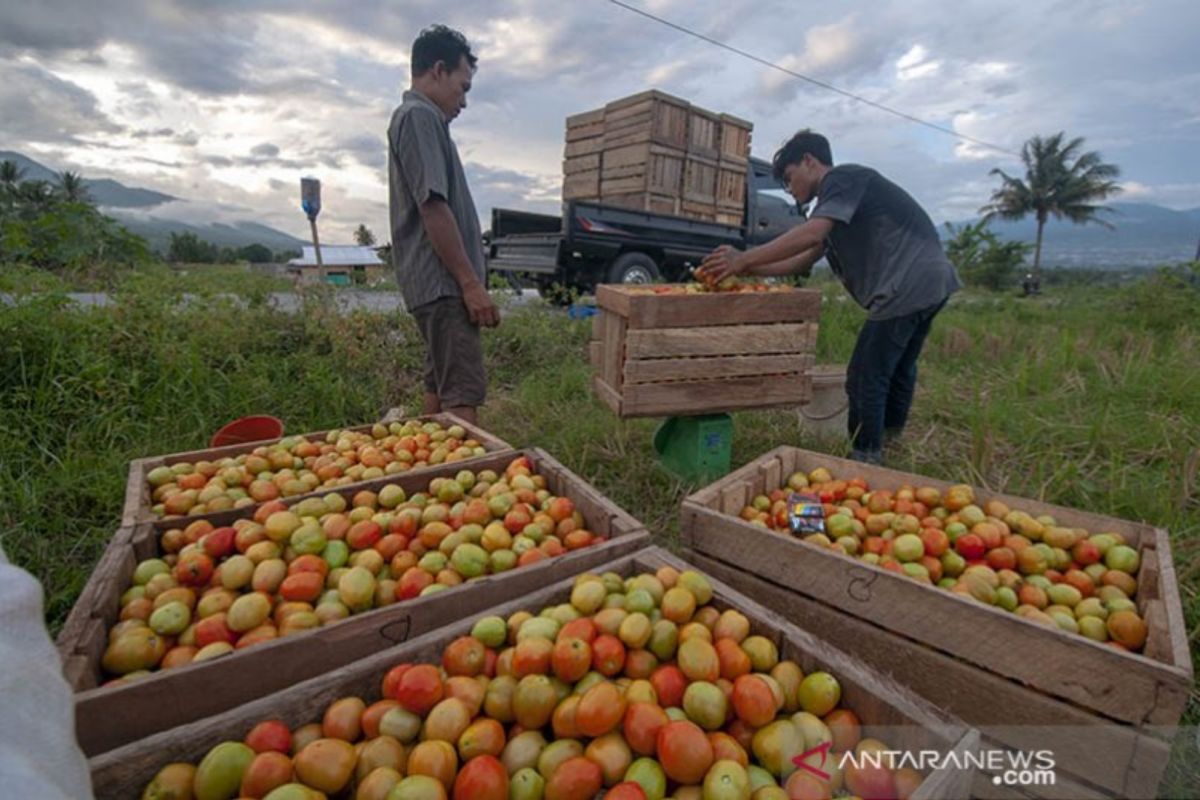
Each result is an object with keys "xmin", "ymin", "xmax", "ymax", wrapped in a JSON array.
[{"xmin": 787, "ymin": 492, "xmax": 826, "ymax": 536}]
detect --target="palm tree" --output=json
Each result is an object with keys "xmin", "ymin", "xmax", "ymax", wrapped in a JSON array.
[
  {"xmin": 981, "ymin": 132, "xmax": 1121, "ymax": 282},
  {"xmin": 0, "ymin": 160, "xmax": 24, "ymax": 191},
  {"xmin": 354, "ymin": 224, "xmax": 376, "ymax": 247},
  {"xmin": 57, "ymin": 170, "xmax": 90, "ymax": 203},
  {"xmin": 17, "ymin": 180, "xmax": 54, "ymax": 213}
]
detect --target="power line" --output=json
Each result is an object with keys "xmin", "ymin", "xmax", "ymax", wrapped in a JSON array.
[{"xmin": 606, "ymin": 0, "xmax": 1019, "ymax": 158}]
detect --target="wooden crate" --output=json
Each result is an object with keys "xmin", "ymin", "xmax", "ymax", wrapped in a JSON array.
[
  {"xmin": 590, "ymin": 284, "xmax": 821, "ymax": 417},
  {"xmin": 683, "ymin": 153, "xmax": 719, "ymax": 204},
  {"xmin": 719, "ymin": 112, "xmax": 753, "ymax": 163},
  {"xmin": 119, "ymin": 412, "xmax": 511, "ymax": 528},
  {"xmin": 599, "ymin": 142, "xmax": 684, "ymax": 197},
  {"xmin": 717, "ymin": 159, "xmax": 748, "ymax": 211},
  {"xmin": 564, "ymin": 108, "xmax": 605, "ymax": 142},
  {"xmin": 562, "ymin": 153, "xmax": 600, "ymax": 175},
  {"xmin": 602, "ymin": 90, "xmax": 689, "ymax": 150},
  {"xmin": 716, "ymin": 210, "xmax": 744, "ymax": 227},
  {"xmin": 563, "ymin": 168, "xmax": 600, "ymax": 201},
  {"xmin": 60, "ymin": 448, "xmax": 650, "ymax": 756},
  {"xmin": 600, "ymin": 191, "xmax": 681, "ymax": 217},
  {"xmin": 680, "ymin": 446, "xmax": 1194, "ymax": 798},
  {"xmin": 679, "ymin": 200, "xmax": 718, "ymax": 222},
  {"xmin": 88, "ymin": 547, "xmax": 979, "ymax": 800},
  {"xmin": 687, "ymin": 106, "xmax": 722, "ymax": 159}
]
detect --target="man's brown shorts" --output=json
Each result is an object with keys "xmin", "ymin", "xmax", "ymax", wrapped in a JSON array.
[{"xmin": 410, "ymin": 296, "xmax": 487, "ymax": 408}]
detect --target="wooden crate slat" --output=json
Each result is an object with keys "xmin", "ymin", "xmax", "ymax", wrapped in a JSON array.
[
  {"xmin": 687, "ymin": 107, "xmax": 721, "ymax": 159},
  {"xmin": 596, "ymin": 284, "xmax": 821, "ymax": 328},
  {"xmin": 621, "ymin": 373, "xmax": 811, "ymax": 417},
  {"xmin": 719, "ymin": 112, "xmax": 753, "ymax": 162},
  {"xmin": 88, "ymin": 547, "xmax": 974, "ymax": 800},
  {"xmin": 601, "ymin": 312, "xmax": 627, "ymax": 390},
  {"xmin": 564, "ymin": 137, "xmax": 604, "ymax": 158},
  {"xmin": 683, "ymin": 154, "xmax": 718, "ymax": 203},
  {"xmin": 591, "ymin": 375, "xmax": 623, "ymax": 415},
  {"xmin": 685, "ymin": 551, "xmax": 1173, "ymax": 799},
  {"xmin": 563, "ymin": 169, "xmax": 599, "ymax": 199},
  {"xmin": 680, "ymin": 445, "xmax": 1193, "ymax": 729},
  {"xmin": 597, "ymin": 192, "xmax": 681, "ymax": 217},
  {"xmin": 625, "ymin": 322, "xmax": 815, "ymax": 358},
  {"xmin": 717, "ymin": 160, "xmax": 748, "ymax": 209},
  {"xmin": 70, "ymin": 449, "xmax": 649, "ymax": 755},
  {"xmin": 562, "ymin": 154, "xmax": 600, "ymax": 174},
  {"xmin": 1151, "ymin": 528, "xmax": 1194, "ymax": 676},
  {"xmin": 624, "ymin": 353, "xmax": 814, "ymax": 384}
]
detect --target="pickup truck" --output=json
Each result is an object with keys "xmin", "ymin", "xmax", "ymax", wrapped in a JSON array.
[{"xmin": 486, "ymin": 157, "xmax": 801, "ymax": 298}]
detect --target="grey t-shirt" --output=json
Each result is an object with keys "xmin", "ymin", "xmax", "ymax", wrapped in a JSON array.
[
  {"xmin": 810, "ymin": 164, "xmax": 961, "ymax": 320},
  {"xmin": 387, "ymin": 89, "xmax": 485, "ymax": 312}
]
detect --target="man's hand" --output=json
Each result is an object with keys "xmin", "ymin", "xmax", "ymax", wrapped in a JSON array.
[
  {"xmin": 698, "ymin": 245, "xmax": 748, "ymax": 284},
  {"xmin": 463, "ymin": 282, "xmax": 501, "ymax": 328}
]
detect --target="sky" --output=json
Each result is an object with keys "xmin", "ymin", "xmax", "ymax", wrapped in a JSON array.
[{"xmin": 2, "ymin": 0, "xmax": 1198, "ymax": 245}]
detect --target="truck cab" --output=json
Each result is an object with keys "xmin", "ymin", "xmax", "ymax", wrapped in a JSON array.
[{"xmin": 487, "ymin": 157, "xmax": 801, "ymax": 298}]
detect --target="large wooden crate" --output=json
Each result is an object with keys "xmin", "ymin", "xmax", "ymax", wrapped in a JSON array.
[
  {"xmin": 88, "ymin": 547, "xmax": 979, "ymax": 800},
  {"xmin": 680, "ymin": 446, "xmax": 1194, "ymax": 798},
  {"xmin": 599, "ymin": 142, "xmax": 685, "ymax": 198},
  {"xmin": 717, "ymin": 159, "xmax": 748, "ymax": 211},
  {"xmin": 719, "ymin": 112, "xmax": 753, "ymax": 163},
  {"xmin": 602, "ymin": 90, "xmax": 689, "ymax": 150},
  {"xmin": 589, "ymin": 284, "xmax": 820, "ymax": 417},
  {"xmin": 119, "ymin": 412, "xmax": 512, "ymax": 528},
  {"xmin": 683, "ymin": 153, "xmax": 719, "ymax": 204},
  {"xmin": 59, "ymin": 448, "xmax": 650, "ymax": 756},
  {"xmin": 563, "ymin": 168, "xmax": 600, "ymax": 200},
  {"xmin": 687, "ymin": 106, "xmax": 721, "ymax": 159},
  {"xmin": 601, "ymin": 191, "xmax": 681, "ymax": 217}
]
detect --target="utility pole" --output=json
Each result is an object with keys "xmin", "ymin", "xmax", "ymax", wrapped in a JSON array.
[{"xmin": 300, "ymin": 177, "xmax": 325, "ymax": 284}]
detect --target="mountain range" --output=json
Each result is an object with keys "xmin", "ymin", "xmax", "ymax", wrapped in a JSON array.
[
  {"xmin": 949, "ymin": 203, "xmax": 1200, "ymax": 268},
  {"xmin": 3, "ymin": 150, "xmax": 1198, "ymax": 266},
  {"xmin": 0, "ymin": 151, "xmax": 306, "ymax": 252}
]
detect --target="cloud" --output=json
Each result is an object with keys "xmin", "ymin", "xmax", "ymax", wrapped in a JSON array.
[
  {"xmin": 1, "ymin": 0, "xmax": 1197, "ymax": 244},
  {"xmin": 0, "ymin": 61, "xmax": 122, "ymax": 144}
]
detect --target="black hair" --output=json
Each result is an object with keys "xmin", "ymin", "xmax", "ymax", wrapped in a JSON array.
[
  {"xmin": 771, "ymin": 130, "xmax": 833, "ymax": 182},
  {"xmin": 411, "ymin": 24, "xmax": 477, "ymax": 77}
]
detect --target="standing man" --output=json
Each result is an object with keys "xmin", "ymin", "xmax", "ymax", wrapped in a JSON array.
[
  {"xmin": 388, "ymin": 24, "xmax": 499, "ymax": 427},
  {"xmin": 700, "ymin": 130, "xmax": 960, "ymax": 465}
]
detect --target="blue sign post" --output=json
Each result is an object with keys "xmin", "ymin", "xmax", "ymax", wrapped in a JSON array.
[{"xmin": 300, "ymin": 177, "xmax": 325, "ymax": 283}]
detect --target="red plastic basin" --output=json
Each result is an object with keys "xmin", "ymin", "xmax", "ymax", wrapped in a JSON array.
[{"xmin": 210, "ymin": 415, "xmax": 285, "ymax": 448}]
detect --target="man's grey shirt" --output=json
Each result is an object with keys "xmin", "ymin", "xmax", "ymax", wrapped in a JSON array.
[
  {"xmin": 387, "ymin": 89, "xmax": 485, "ymax": 312},
  {"xmin": 810, "ymin": 164, "xmax": 961, "ymax": 320}
]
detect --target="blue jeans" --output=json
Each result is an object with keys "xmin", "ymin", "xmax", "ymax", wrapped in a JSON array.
[{"xmin": 846, "ymin": 301, "xmax": 945, "ymax": 456}]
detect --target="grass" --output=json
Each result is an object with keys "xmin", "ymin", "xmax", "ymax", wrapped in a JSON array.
[{"xmin": 2, "ymin": 265, "xmax": 1198, "ymax": 796}]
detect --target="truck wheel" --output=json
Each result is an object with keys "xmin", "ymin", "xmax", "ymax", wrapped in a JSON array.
[{"xmin": 608, "ymin": 252, "xmax": 660, "ymax": 285}]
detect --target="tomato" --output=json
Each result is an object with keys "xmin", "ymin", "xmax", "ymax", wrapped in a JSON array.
[
  {"xmin": 453, "ymin": 755, "xmax": 508, "ymax": 800},
  {"xmin": 656, "ymin": 720, "xmax": 714, "ymax": 784},
  {"xmin": 575, "ymin": 681, "xmax": 626, "ymax": 738},
  {"xmin": 443, "ymin": 636, "xmax": 487, "ymax": 677},
  {"xmin": 622, "ymin": 702, "xmax": 669, "ymax": 757},
  {"xmin": 395, "ymin": 664, "xmax": 444, "ymax": 715},
  {"xmin": 591, "ymin": 635, "xmax": 626, "ymax": 677},
  {"xmin": 551, "ymin": 637, "xmax": 592, "ymax": 683},
  {"xmin": 321, "ymin": 696, "xmax": 365, "ymax": 741},
  {"xmin": 544, "ymin": 756, "xmax": 603, "ymax": 800},
  {"xmin": 245, "ymin": 719, "xmax": 291, "ymax": 754},
  {"xmin": 292, "ymin": 738, "xmax": 356, "ymax": 794}
]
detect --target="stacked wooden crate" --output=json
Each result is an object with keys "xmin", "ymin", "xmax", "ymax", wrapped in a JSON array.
[
  {"xmin": 561, "ymin": 91, "xmax": 753, "ymax": 225},
  {"xmin": 589, "ymin": 284, "xmax": 820, "ymax": 417}
]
